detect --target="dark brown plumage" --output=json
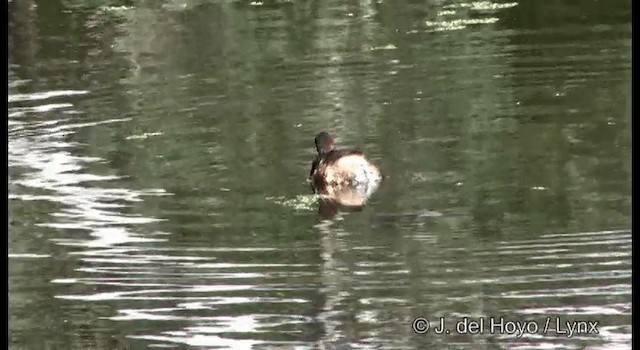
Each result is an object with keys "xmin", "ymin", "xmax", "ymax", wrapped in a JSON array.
[{"xmin": 309, "ymin": 131, "xmax": 381, "ymax": 188}]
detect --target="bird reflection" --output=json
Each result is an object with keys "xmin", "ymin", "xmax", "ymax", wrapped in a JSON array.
[{"xmin": 312, "ymin": 181, "xmax": 380, "ymax": 219}]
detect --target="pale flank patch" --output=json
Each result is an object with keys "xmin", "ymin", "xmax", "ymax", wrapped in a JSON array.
[{"xmin": 333, "ymin": 155, "xmax": 381, "ymax": 184}]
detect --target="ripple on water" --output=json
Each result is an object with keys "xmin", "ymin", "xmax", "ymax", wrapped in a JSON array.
[{"xmin": 9, "ymin": 95, "xmax": 172, "ymax": 261}]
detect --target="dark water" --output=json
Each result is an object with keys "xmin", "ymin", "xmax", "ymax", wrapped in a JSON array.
[{"xmin": 8, "ymin": 0, "xmax": 631, "ymax": 349}]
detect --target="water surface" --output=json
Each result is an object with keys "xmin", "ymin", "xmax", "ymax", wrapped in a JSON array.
[{"xmin": 9, "ymin": 0, "xmax": 631, "ymax": 349}]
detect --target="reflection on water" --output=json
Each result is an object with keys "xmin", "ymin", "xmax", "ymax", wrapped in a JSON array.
[
  {"xmin": 9, "ymin": 0, "xmax": 631, "ymax": 349},
  {"xmin": 9, "ymin": 100, "xmax": 168, "ymax": 248}
]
